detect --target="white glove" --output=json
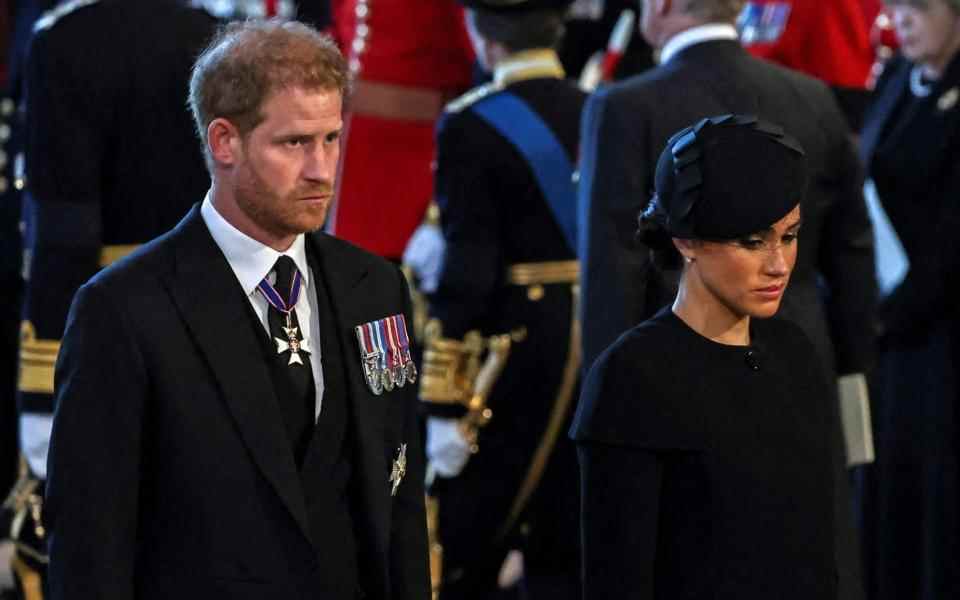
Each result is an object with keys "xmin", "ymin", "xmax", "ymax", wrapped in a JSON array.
[
  {"xmin": 402, "ymin": 223, "xmax": 446, "ymax": 293},
  {"xmin": 19, "ymin": 413, "xmax": 54, "ymax": 479},
  {"xmin": 426, "ymin": 417, "xmax": 471, "ymax": 478}
]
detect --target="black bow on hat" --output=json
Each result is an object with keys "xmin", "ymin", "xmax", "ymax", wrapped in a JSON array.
[{"xmin": 641, "ymin": 114, "xmax": 807, "ymax": 240}]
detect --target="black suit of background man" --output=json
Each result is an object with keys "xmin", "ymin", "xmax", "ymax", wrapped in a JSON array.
[{"xmin": 576, "ymin": 19, "xmax": 877, "ymax": 600}]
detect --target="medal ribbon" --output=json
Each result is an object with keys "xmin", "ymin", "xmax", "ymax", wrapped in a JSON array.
[
  {"xmin": 373, "ymin": 320, "xmax": 391, "ymax": 371},
  {"xmin": 385, "ymin": 317, "xmax": 401, "ymax": 369},
  {"xmin": 357, "ymin": 323, "xmax": 376, "ymax": 358},
  {"xmin": 256, "ymin": 267, "xmax": 303, "ymax": 315},
  {"xmin": 396, "ymin": 314, "xmax": 413, "ymax": 364}
]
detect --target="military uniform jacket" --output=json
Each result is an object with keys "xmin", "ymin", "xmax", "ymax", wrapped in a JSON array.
[
  {"xmin": 427, "ymin": 49, "xmax": 586, "ymax": 568},
  {"xmin": 18, "ymin": 0, "xmax": 217, "ymax": 421},
  {"xmin": 328, "ymin": 0, "xmax": 474, "ymax": 259},
  {"xmin": 45, "ymin": 206, "xmax": 430, "ymax": 600}
]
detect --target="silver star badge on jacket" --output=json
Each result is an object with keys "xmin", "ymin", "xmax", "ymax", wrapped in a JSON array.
[{"xmin": 389, "ymin": 444, "xmax": 407, "ymax": 497}]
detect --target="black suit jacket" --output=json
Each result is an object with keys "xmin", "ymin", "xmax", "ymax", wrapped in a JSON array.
[
  {"xmin": 577, "ymin": 39, "xmax": 876, "ymax": 377},
  {"xmin": 45, "ymin": 207, "xmax": 429, "ymax": 600}
]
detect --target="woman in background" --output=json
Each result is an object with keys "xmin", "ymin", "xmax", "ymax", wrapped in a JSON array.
[
  {"xmin": 572, "ymin": 115, "xmax": 850, "ymax": 599},
  {"xmin": 858, "ymin": 1, "xmax": 960, "ymax": 598}
]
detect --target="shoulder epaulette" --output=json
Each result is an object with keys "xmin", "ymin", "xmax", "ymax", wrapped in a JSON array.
[
  {"xmin": 444, "ymin": 82, "xmax": 504, "ymax": 114},
  {"xmin": 34, "ymin": 0, "xmax": 100, "ymax": 33}
]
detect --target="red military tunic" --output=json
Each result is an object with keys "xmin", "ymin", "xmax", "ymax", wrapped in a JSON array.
[
  {"xmin": 328, "ymin": 0, "xmax": 475, "ymax": 260},
  {"xmin": 739, "ymin": 0, "xmax": 880, "ymax": 89}
]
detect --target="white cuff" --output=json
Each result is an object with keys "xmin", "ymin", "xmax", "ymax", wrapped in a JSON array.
[
  {"xmin": 426, "ymin": 417, "xmax": 471, "ymax": 478},
  {"xmin": 19, "ymin": 413, "xmax": 53, "ymax": 479}
]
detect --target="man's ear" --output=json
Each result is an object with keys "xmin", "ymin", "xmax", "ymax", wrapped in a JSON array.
[{"xmin": 207, "ymin": 118, "xmax": 241, "ymax": 167}]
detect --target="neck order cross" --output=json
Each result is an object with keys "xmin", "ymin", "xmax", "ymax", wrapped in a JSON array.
[{"xmin": 258, "ymin": 256, "xmax": 312, "ymax": 366}]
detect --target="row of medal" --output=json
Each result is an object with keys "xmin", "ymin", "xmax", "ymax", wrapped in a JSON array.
[{"xmin": 355, "ymin": 314, "xmax": 418, "ymax": 396}]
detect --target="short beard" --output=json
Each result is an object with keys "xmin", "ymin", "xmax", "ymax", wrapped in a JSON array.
[{"xmin": 235, "ymin": 164, "xmax": 331, "ymax": 242}]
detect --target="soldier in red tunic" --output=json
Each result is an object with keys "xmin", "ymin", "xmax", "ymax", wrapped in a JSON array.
[
  {"xmin": 326, "ymin": 0, "xmax": 475, "ymax": 260},
  {"xmin": 739, "ymin": 0, "xmax": 883, "ymax": 128}
]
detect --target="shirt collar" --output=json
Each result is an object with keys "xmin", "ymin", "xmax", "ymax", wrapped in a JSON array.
[
  {"xmin": 200, "ymin": 192, "xmax": 309, "ymax": 296},
  {"xmin": 659, "ymin": 23, "xmax": 739, "ymax": 65},
  {"xmin": 494, "ymin": 48, "xmax": 566, "ymax": 87}
]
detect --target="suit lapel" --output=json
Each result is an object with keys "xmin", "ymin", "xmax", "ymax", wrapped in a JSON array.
[
  {"xmin": 864, "ymin": 54, "xmax": 960, "ymax": 187},
  {"xmin": 163, "ymin": 207, "xmax": 312, "ymax": 544},
  {"xmin": 308, "ymin": 233, "xmax": 392, "ymax": 552},
  {"xmin": 860, "ymin": 59, "xmax": 910, "ymax": 169}
]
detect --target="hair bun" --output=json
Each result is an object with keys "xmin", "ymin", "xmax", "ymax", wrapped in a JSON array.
[{"xmin": 636, "ymin": 195, "xmax": 673, "ymax": 251}]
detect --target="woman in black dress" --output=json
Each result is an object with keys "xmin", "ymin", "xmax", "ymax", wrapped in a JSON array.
[
  {"xmin": 571, "ymin": 115, "xmax": 846, "ymax": 599},
  {"xmin": 858, "ymin": 1, "xmax": 960, "ymax": 597}
]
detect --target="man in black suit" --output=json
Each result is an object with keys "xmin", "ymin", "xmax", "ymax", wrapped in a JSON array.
[
  {"xmin": 44, "ymin": 20, "xmax": 429, "ymax": 600},
  {"xmin": 576, "ymin": 1, "xmax": 875, "ymax": 599}
]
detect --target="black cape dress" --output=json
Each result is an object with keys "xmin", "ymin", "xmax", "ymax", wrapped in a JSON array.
[{"xmin": 571, "ymin": 307, "xmax": 843, "ymax": 599}]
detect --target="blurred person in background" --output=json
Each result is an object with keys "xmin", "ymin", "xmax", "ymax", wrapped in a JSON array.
[
  {"xmin": 857, "ymin": 1, "xmax": 960, "ymax": 598},
  {"xmin": 325, "ymin": 0, "xmax": 474, "ymax": 261},
  {"xmin": 419, "ymin": 1, "xmax": 585, "ymax": 598},
  {"xmin": 0, "ymin": 0, "xmax": 54, "ymax": 540},
  {"xmin": 10, "ymin": 0, "xmax": 218, "ymax": 596},
  {"xmin": 738, "ymin": 0, "xmax": 883, "ymax": 129},
  {"xmin": 560, "ymin": 0, "xmax": 654, "ymax": 81},
  {"xmin": 1, "ymin": 2, "xmax": 55, "ymax": 599}
]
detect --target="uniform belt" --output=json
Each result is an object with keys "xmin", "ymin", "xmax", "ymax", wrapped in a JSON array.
[
  {"xmin": 98, "ymin": 244, "xmax": 139, "ymax": 268},
  {"xmin": 349, "ymin": 80, "xmax": 456, "ymax": 122},
  {"xmin": 506, "ymin": 261, "xmax": 579, "ymax": 286}
]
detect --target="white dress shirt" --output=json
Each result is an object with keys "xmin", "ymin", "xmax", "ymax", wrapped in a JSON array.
[
  {"xmin": 659, "ymin": 23, "xmax": 739, "ymax": 65},
  {"xmin": 201, "ymin": 195, "xmax": 324, "ymax": 419}
]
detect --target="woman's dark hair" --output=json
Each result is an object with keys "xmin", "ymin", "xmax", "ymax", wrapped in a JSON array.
[{"xmin": 636, "ymin": 194, "xmax": 683, "ymax": 270}]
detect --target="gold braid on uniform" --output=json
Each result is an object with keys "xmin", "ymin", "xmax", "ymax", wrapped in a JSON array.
[
  {"xmin": 496, "ymin": 262, "xmax": 581, "ymax": 540},
  {"xmin": 18, "ymin": 245, "xmax": 138, "ymax": 395},
  {"xmin": 17, "ymin": 322, "xmax": 59, "ymax": 395},
  {"xmin": 418, "ymin": 319, "xmax": 518, "ymax": 453}
]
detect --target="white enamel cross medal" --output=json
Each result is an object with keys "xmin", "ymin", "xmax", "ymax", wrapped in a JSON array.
[
  {"xmin": 257, "ymin": 264, "xmax": 311, "ymax": 367},
  {"xmin": 274, "ymin": 317, "xmax": 312, "ymax": 366}
]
